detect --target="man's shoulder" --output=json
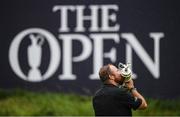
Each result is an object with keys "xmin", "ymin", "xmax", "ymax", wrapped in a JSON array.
[
  {"xmin": 95, "ymin": 85, "xmax": 128, "ymax": 96},
  {"xmin": 108, "ymin": 86, "xmax": 129, "ymax": 94}
]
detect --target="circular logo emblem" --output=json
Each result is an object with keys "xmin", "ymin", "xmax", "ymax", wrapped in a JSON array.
[{"xmin": 9, "ymin": 28, "xmax": 60, "ymax": 82}]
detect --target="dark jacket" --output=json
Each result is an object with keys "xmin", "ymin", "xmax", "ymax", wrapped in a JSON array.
[{"xmin": 92, "ymin": 84, "xmax": 142, "ymax": 116}]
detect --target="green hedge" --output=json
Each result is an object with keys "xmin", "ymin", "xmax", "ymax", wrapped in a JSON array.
[{"xmin": 0, "ymin": 89, "xmax": 179, "ymax": 116}]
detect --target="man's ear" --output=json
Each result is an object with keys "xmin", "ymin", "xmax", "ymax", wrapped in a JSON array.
[{"xmin": 109, "ymin": 74, "xmax": 114, "ymax": 80}]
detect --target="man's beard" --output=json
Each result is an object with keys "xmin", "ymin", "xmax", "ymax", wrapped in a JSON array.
[
  {"xmin": 118, "ymin": 80, "xmax": 124, "ymax": 85},
  {"xmin": 116, "ymin": 76, "xmax": 125, "ymax": 85}
]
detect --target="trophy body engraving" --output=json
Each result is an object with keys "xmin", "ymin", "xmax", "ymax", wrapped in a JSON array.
[{"xmin": 28, "ymin": 34, "xmax": 44, "ymax": 81}]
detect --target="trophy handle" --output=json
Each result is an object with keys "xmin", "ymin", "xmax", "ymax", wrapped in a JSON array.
[{"xmin": 37, "ymin": 35, "xmax": 44, "ymax": 46}]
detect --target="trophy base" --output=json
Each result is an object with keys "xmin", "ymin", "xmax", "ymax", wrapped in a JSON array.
[
  {"xmin": 28, "ymin": 69, "xmax": 42, "ymax": 82},
  {"xmin": 124, "ymin": 77, "xmax": 132, "ymax": 83}
]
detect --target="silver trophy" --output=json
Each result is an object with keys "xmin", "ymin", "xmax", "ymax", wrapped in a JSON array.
[
  {"xmin": 27, "ymin": 34, "xmax": 44, "ymax": 81},
  {"xmin": 118, "ymin": 63, "xmax": 132, "ymax": 82}
]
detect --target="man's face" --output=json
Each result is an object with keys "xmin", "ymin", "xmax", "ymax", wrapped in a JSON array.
[{"xmin": 109, "ymin": 65, "xmax": 124, "ymax": 85}]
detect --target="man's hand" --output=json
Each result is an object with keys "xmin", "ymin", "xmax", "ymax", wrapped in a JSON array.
[
  {"xmin": 125, "ymin": 79, "xmax": 134, "ymax": 90},
  {"xmin": 125, "ymin": 79, "xmax": 148, "ymax": 110}
]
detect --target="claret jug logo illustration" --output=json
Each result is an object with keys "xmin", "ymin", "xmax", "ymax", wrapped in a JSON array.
[{"xmin": 9, "ymin": 28, "xmax": 60, "ymax": 82}]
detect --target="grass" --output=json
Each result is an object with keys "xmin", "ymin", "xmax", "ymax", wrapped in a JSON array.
[
  {"xmin": 0, "ymin": 89, "xmax": 180, "ymax": 116},
  {"xmin": 0, "ymin": 89, "xmax": 93, "ymax": 116},
  {"xmin": 132, "ymin": 98, "xmax": 180, "ymax": 116}
]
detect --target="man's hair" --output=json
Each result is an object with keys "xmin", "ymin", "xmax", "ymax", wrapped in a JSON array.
[{"xmin": 99, "ymin": 64, "xmax": 112, "ymax": 82}]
